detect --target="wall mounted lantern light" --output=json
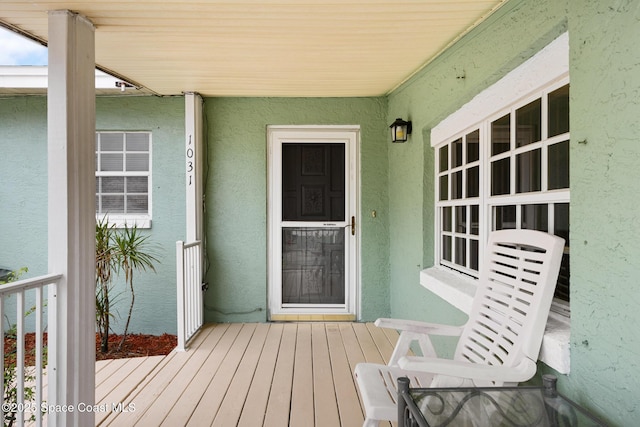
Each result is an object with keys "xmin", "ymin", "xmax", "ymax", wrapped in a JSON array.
[{"xmin": 390, "ymin": 118, "xmax": 412, "ymax": 143}]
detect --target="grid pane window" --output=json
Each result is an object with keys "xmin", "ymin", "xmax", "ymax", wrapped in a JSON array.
[
  {"xmin": 491, "ymin": 157, "xmax": 510, "ymax": 195},
  {"xmin": 467, "ymin": 166, "xmax": 479, "ymax": 198},
  {"xmin": 516, "ymin": 149, "xmax": 541, "ymax": 193},
  {"xmin": 548, "ymin": 140, "xmax": 570, "ymax": 190},
  {"xmin": 522, "ymin": 204, "xmax": 549, "ymax": 231},
  {"xmin": 466, "ymin": 130, "xmax": 480, "ymax": 162},
  {"xmin": 437, "ymin": 128, "xmax": 481, "ymax": 273},
  {"xmin": 491, "ymin": 114, "xmax": 510, "ymax": 155},
  {"xmin": 436, "ymin": 82, "xmax": 570, "ymax": 302},
  {"xmin": 96, "ymin": 132, "xmax": 151, "ymax": 217},
  {"xmin": 516, "ymin": 99, "xmax": 541, "ymax": 147},
  {"xmin": 548, "ymin": 86, "xmax": 570, "ymax": 137},
  {"xmin": 452, "ymin": 138, "xmax": 463, "ymax": 168},
  {"xmin": 494, "ymin": 205, "xmax": 516, "ymax": 230}
]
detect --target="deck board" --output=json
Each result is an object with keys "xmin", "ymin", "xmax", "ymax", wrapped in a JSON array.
[
  {"xmin": 366, "ymin": 322, "xmax": 397, "ymax": 364},
  {"xmin": 352, "ymin": 322, "xmax": 387, "ymax": 364},
  {"xmin": 133, "ymin": 325, "xmax": 224, "ymax": 426},
  {"xmin": 237, "ymin": 323, "xmax": 284, "ymax": 427},
  {"xmin": 312, "ymin": 323, "xmax": 341, "ymax": 427},
  {"xmin": 326, "ymin": 323, "xmax": 365, "ymax": 426},
  {"xmin": 158, "ymin": 323, "xmax": 233, "ymax": 426},
  {"xmin": 262, "ymin": 323, "xmax": 297, "ymax": 427},
  {"xmin": 103, "ymin": 323, "xmax": 223, "ymax": 426},
  {"xmin": 95, "ymin": 356, "xmax": 165, "ymax": 425},
  {"xmin": 212, "ymin": 323, "xmax": 271, "ymax": 427},
  {"xmin": 89, "ymin": 322, "xmax": 400, "ymax": 426},
  {"xmin": 187, "ymin": 323, "xmax": 257, "ymax": 425},
  {"xmin": 338, "ymin": 322, "xmax": 367, "ymax": 370},
  {"xmin": 289, "ymin": 323, "xmax": 314, "ymax": 427}
]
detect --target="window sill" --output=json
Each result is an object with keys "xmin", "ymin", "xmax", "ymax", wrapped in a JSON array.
[
  {"xmin": 96, "ymin": 215, "xmax": 152, "ymax": 229},
  {"xmin": 419, "ymin": 267, "xmax": 570, "ymax": 374}
]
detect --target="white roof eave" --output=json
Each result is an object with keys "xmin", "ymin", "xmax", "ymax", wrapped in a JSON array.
[{"xmin": 0, "ymin": 65, "xmax": 120, "ymax": 90}]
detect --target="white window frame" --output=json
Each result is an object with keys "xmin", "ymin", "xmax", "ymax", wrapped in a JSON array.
[
  {"xmin": 423, "ymin": 33, "xmax": 571, "ymax": 374},
  {"xmin": 95, "ymin": 131, "xmax": 152, "ymax": 228},
  {"xmin": 435, "ymin": 125, "xmax": 485, "ymax": 278},
  {"xmin": 435, "ymin": 79, "xmax": 570, "ymax": 307}
]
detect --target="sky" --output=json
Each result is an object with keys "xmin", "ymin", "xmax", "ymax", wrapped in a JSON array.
[{"xmin": 0, "ymin": 27, "xmax": 48, "ymax": 65}]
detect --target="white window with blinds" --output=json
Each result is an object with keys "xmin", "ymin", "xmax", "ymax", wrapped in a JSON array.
[{"xmin": 96, "ymin": 131, "xmax": 152, "ymax": 228}]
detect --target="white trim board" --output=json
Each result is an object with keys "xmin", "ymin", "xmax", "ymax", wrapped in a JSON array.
[
  {"xmin": 0, "ymin": 65, "xmax": 120, "ymax": 89},
  {"xmin": 431, "ymin": 32, "xmax": 569, "ymax": 146}
]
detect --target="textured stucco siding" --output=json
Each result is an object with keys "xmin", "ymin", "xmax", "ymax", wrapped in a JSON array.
[
  {"xmin": 565, "ymin": 0, "xmax": 640, "ymax": 423},
  {"xmin": 0, "ymin": 96, "xmax": 185, "ymax": 335},
  {"xmin": 203, "ymin": 97, "xmax": 390, "ymax": 323},
  {"xmin": 386, "ymin": 0, "xmax": 569, "ymax": 356},
  {"xmin": 0, "ymin": 97, "xmax": 49, "ymax": 277},
  {"xmin": 96, "ymin": 96, "xmax": 186, "ymax": 335},
  {"xmin": 3, "ymin": 0, "xmax": 639, "ymax": 422},
  {"xmin": 386, "ymin": 0, "xmax": 639, "ymax": 424}
]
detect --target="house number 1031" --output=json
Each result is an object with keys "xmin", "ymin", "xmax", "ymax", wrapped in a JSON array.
[{"xmin": 186, "ymin": 135, "xmax": 194, "ymax": 186}]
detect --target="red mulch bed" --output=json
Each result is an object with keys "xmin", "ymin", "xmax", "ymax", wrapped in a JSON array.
[
  {"xmin": 95, "ymin": 333, "xmax": 177, "ymax": 360},
  {"xmin": 4, "ymin": 332, "xmax": 177, "ymax": 365}
]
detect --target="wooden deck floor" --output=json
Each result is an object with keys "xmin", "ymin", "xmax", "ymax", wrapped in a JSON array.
[{"xmin": 95, "ymin": 322, "xmax": 399, "ymax": 427}]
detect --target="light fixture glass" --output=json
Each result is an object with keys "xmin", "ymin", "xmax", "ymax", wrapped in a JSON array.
[{"xmin": 390, "ymin": 118, "xmax": 412, "ymax": 143}]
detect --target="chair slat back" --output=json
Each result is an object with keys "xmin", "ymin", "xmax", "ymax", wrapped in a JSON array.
[{"xmin": 453, "ymin": 230, "xmax": 565, "ymax": 385}]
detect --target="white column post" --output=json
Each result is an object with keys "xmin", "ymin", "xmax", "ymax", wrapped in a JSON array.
[
  {"xmin": 185, "ymin": 92, "xmax": 204, "ymax": 243},
  {"xmin": 47, "ymin": 10, "xmax": 96, "ymax": 427}
]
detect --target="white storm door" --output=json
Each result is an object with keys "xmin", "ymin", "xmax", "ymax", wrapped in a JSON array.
[{"xmin": 268, "ymin": 126, "xmax": 359, "ymax": 318}]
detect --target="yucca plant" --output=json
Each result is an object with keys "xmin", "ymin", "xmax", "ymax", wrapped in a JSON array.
[
  {"xmin": 95, "ymin": 217, "xmax": 118, "ymax": 353},
  {"xmin": 113, "ymin": 225, "xmax": 159, "ymax": 352},
  {"xmin": 96, "ymin": 219, "xmax": 159, "ymax": 353}
]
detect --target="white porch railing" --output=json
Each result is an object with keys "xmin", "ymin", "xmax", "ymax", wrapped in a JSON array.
[
  {"xmin": 0, "ymin": 273, "xmax": 61, "ymax": 427},
  {"xmin": 176, "ymin": 241, "xmax": 203, "ymax": 351}
]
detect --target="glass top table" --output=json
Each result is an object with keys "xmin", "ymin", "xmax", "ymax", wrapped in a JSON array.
[{"xmin": 398, "ymin": 375, "xmax": 606, "ymax": 427}]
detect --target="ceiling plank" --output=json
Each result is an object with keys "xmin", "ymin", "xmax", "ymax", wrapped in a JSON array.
[{"xmin": 1, "ymin": 0, "xmax": 507, "ymax": 96}]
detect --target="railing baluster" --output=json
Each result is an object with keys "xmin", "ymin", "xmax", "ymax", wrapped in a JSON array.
[
  {"xmin": 35, "ymin": 285, "xmax": 44, "ymax": 427},
  {"xmin": 0, "ymin": 273, "xmax": 61, "ymax": 427},
  {"xmin": 176, "ymin": 241, "xmax": 186, "ymax": 351},
  {"xmin": 1, "ymin": 295, "xmax": 4, "ymax": 426},
  {"xmin": 48, "ymin": 280, "xmax": 57, "ymax": 424},
  {"xmin": 186, "ymin": 247, "xmax": 193, "ymax": 335},
  {"xmin": 176, "ymin": 241, "xmax": 203, "ymax": 351},
  {"xmin": 16, "ymin": 290, "xmax": 25, "ymax": 426},
  {"xmin": 195, "ymin": 251, "xmax": 202, "ymax": 332}
]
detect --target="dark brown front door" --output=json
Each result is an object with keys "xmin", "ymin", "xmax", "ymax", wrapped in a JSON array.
[{"xmin": 281, "ymin": 143, "xmax": 346, "ymax": 304}]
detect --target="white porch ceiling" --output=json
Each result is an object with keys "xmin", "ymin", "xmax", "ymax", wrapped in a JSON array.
[{"xmin": 1, "ymin": 1, "xmax": 506, "ymax": 97}]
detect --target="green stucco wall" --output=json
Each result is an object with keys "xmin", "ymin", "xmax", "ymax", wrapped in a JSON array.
[
  {"xmin": 0, "ymin": 97, "xmax": 48, "ymax": 278},
  {"xmin": 0, "ymin": 95, "xmax": 185, "ymax": 335},
  {"xmin": 388, "ymin": 0, "xmax": 569, "ymax": 356},
  {"xmin": 203, "ymin": 97, "xmax": 390, "ymax": 323},
  {"xmin": 386, "ymin": 0, "xmax": 639, "ymax": 424},
  {"xmin": 4, "ymin": 1, "xmax": 638, "ymax": 421},
  {"xmin": 565, "ymin": 1, "xmax": 640, "ymax": 423},
  {"xmin": 96, "ymin": 97, "xmax": 186, "ymax": 335}
]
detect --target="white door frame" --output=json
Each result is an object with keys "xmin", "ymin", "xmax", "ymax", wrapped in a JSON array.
[{"xmin": 267, "ymin": 125, "xmax": 360, "ymax": 319}]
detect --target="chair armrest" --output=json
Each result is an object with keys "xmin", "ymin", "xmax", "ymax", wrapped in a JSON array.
[
  {"xmin": 398, "ymin": 356, "xmax": 537, "ymax": 384},
  {"xmin": 375, "ymin": 318, "xmax": 463, "ymax": 337}
]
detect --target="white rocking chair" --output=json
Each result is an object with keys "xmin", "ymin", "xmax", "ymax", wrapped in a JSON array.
[{"xmin": 354, "ymin": 229, "xmax": 565, "ymax": 427}]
